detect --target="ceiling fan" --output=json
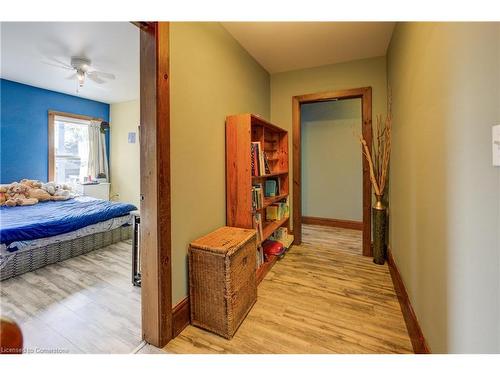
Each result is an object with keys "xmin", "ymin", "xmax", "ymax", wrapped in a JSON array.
[{"xmin": 44, "ymin": 56, "xmax": 116, "ymax": 91}]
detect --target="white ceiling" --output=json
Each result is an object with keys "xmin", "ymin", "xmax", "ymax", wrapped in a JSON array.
[
  {"xmin": 0, "ymin": 22, "xmax": 139, "ymax": 104},
  {"xmin": 222, "ymin": 22, "xmax": 395, "ymax": 73},
  {"xmin": 0, "ymin": 22, "xmax": 394, "ymax": 103}
]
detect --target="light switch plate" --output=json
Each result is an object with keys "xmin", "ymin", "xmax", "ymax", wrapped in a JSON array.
[
  {"xmin": 493, "ymin": 125, "xmax": 500, "ymax": 166},
  {"xmin": 128, "ymin": 132, "xmax": 136, "ymax": 144}
]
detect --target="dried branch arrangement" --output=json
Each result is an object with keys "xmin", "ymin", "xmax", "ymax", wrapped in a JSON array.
[{"xmin": 358, "ymin": 110, "xmax": 392, "ymax": 198}]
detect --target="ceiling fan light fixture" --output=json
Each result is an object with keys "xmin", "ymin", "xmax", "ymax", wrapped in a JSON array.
[
  {"xmin": 71, "ymin": 56, "xmax": 91, "ymax": 71},
  {"xmin": 77, "ymin": 70, "xmax": 85, "ymax": 87},
  {"xmin": 48, "ymin": 55, "xmax": 115, "ymax": 92}
]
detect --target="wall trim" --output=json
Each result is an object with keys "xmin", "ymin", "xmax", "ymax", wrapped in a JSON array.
[
  {"xmin": 172, "ymin": 297, "xmax": 190, "ymax": 338},
  {"xmin": 387, "ymin": 248, "xmax": 430, "ymax": 354},
  {"xmin": 302, "ymin": 216, "xmax": 363, "ymax": 231}
]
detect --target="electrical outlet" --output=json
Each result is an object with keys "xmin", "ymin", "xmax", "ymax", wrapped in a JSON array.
[{"xmin": 493, "ymin": 125, "xmax": 500, "ymax": 166}]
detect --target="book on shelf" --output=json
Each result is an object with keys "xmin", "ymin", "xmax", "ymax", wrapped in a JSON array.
[
  {"xmin": 251, "ymin": 142, "xmax": 259, "ymax": 176},
  {"xmin": 269, "ymin": 227, "xmax": 288, "ymax": 242},
  {"xmin": 265, "ymin": 197, "xmax": 289, "ymax": 221},
  {"xmin": 264, "ymin": 179, "xmax": 276, "ymax": 197},
  {"xmin": 264, "ymin": 177, "xmax": 280, "ymax": 197},
  {"xmin": 283, "ymin": 196, "xmax": 289, "ymax": 218},
  {"xmin": 251, "ymin": 141, "xmax": 272, "ymax": 176},
  {"xmin": 252, "ymin": 183, "xmax": 264, "ymax": 210},
  {"xmin": 266, "ymin": 204, "xmax": 278, "ymax": 221},
  {"xmin": 253, "ymin": 212, "xmax": 264, "ymax": 243},
  {"xmin": 263, "ymin": 152, "xmax": 271, "ymax": 175},
  {"xmin": 251, "ymin": 142, "xmax": 257, "ymax": 177},
  {"xmin": 256, "ymin": 245, "xmax": 265, "ymax": 269}
]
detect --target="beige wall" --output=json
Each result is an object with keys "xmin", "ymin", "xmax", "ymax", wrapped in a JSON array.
[
  {"xmin": 301, "ymin": 99, "xmax": 362, "ymax": 221},
  {"xmin": 270, "ymin": 56, "xmax": 387, "ymax": 228},
  {"xmin": 388, "ymin": 23, "xmax": 500, "ymax": 353},
  {"xmin": 110, "ymin": 99, "xmax": 140, "ymax": 208},
  {"xmin": 170, "ymin": 23, "xmax": 270, "ymax": 305}
]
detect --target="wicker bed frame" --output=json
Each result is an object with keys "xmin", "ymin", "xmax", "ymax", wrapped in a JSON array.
[{"xmin": 0, "ymin": 225, "xmax": 131, "ymax": 281}]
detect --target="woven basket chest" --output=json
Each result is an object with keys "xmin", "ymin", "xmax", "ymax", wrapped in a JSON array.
[{"xmin": 189, "ymin": 226, "xmax": 257, "ymax": 339}]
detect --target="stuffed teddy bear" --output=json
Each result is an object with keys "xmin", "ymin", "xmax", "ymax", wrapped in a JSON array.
[
  {"xmin": 29, "ymin": 188, "xmax": 52, "ymax": 202},
  {"xmin": 1, "ymin": 180, "xmax": 76, "ymax": 206},
  {"xmin": 41, "ymin": 181, "xmax": 74, "ymax": 201},
  {"xmin": 1, "ymin": 183, "xmax": 17, "ymax": 206},
  {"xmin": 52, "ymin": 183, "xmax": 74, "ymax": 201},
  {"xmin": 20, "ymin": 179, "xmax": 43, "ymax": 189},
  {"xmin": 0, "ymin": 185, "xmax": 8, "ymax": 205},
  {"xmin": 52, "ymin": 190, "xmax": 71, "ymax": 201},
  {"xmin": 41, "ymin": 182, "xmax": 57, "ymax": 196},
  {"xmin": 18, "ymin": 179, "xmax": 51, "ymax": 202},
  {"xmin": 5, "ymin": 183, "xmax": 38, "ymax": 206}
]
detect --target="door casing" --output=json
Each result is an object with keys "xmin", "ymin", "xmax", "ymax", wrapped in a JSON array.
[
  {"xmin": 292, "ymin": 87, "xmax": 373, "ymax": 256},
  {"xmin": 134, "ymin": 21, "xmax": 173, "ymax": 347}
]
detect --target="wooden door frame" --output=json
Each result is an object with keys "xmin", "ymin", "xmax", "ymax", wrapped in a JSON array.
[
  {"xmin": 292, "ymin": 87, "xmax": 373, "ymax": 257},
  {"xmin": 134, "ymin": 21, "xmax": 172, "ymax": 347}
]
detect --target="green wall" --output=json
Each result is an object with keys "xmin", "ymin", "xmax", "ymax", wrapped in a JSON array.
[
  {"xmin": 387, "ymin": 22, "xmax": 500, "ymax": 353},
  {"xmin": 169, "ymin": 24, "xmax": 500, "ymax": 353},
  {"xmin": 170, "ymin": 23, "xmax": 270, "ymax": 305},
  {"xmin": 301, "ymin": 99, "xmax": 362, "ymax": 221}
]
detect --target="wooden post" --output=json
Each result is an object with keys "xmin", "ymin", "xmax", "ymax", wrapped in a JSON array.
[{"xmin": 139, "ymin": 21, "xmax": 172, "ymax": 348}]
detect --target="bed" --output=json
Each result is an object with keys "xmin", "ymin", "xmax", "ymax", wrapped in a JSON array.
[{"xmin": 0, "ymin": 196, "xmax": 137, "ymax": 281}]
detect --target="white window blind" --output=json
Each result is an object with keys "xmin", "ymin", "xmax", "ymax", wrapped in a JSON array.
[{"xmin": 53, "ymin": 115, "xmax": 92, "ymax": 184}]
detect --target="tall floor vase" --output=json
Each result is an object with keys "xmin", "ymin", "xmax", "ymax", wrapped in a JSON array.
[{"xmin": 372, "ymin": 195, "xmax": 387, "ymax": 265}]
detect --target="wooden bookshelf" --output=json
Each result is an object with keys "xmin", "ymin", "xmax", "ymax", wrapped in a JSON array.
[{"xmin": 226, "ymin": 114, "xmax": 291, "ymax": 284}]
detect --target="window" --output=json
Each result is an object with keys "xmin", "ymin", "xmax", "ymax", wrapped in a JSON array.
[
  {"xmin": 54, "ymin": 116, "xmax": 90, "ymax": 185},
  {"xmin": 48, "ymin": 111, "xmax": 105, "ymax": 185}
]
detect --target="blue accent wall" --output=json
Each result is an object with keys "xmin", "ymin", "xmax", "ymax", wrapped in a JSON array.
[{"xmin": 0, "ymin": 79, "xmax": 110, "ymax": 184}]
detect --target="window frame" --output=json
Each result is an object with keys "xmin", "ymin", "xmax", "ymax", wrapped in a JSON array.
[{"xmin": 48, "ymin": 110, "xmax": 104, "ymax": 182}]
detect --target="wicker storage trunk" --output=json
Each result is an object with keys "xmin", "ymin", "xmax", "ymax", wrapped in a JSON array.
[{"xmin": 189, "ymin": 226, "xmax": 257, "ymax": 339}]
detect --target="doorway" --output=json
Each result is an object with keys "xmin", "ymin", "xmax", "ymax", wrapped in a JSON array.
[
  {"xmin": 301, "ymin": 98, "xmax": 363, "ymax": 233},
  {"xmin": 292, "ymin": 88, "xmax": 372, "ymax": 256}
]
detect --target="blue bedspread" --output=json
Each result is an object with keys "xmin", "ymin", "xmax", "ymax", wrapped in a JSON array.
[{"xmin": 0, "ymin": 197, "xmax": 137, "ymax": 245}]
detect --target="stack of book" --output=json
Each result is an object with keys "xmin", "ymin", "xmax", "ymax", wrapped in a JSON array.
[
  {"xmin": 251, "ymin": 183, "xmax": 264, "ymax": 210},
  {"xmin": 251, "ymin": 141, "xmax": 271, "ymax": 176},
  {"xmin": 265, "ymin": 197, "xmax": 289, "ymax": 221}
]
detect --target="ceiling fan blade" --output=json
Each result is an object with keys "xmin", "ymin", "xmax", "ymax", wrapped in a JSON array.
[
  {"xmin": 88, "ymin": 70, "xmax": 115, "ymax": 80},
  {"xmin": 87, "ymin": 74, "xmax": 105, "ymax": 84},
  {"xmin": 48, "ymin": 57, "xmax": 73, "ymax": 69},
  {"xmin": 42, "ymin": 60, "xmax": 74, "ymax": 71}
]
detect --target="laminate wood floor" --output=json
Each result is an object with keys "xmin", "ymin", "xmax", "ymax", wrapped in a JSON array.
[
  {"xmin": 164, "ymin": 224, "xmax": 413, "ymax": 354},
  {"xmin": 0, "ymin": 240, "xmax": 142, "ymax": 354}
]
